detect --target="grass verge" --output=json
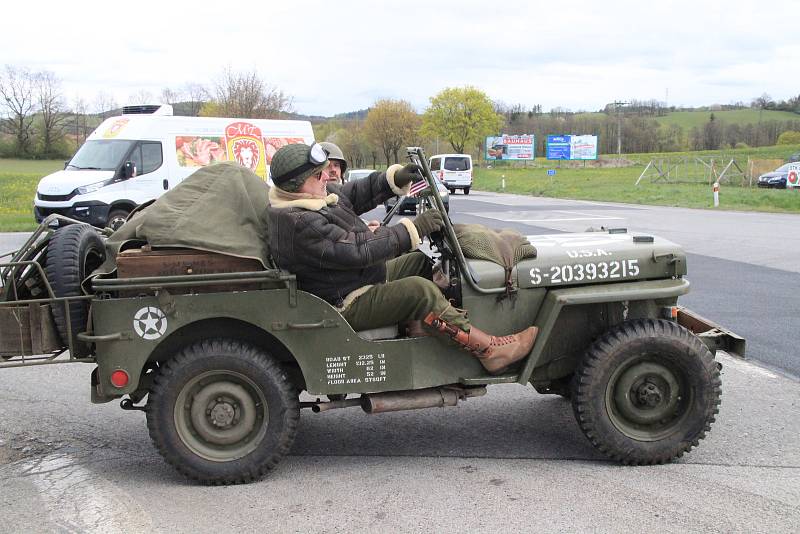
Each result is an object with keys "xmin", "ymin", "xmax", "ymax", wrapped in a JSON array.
[{"xmin": 474, "ymin": 166, "xmax": 800, "ymax": 213}]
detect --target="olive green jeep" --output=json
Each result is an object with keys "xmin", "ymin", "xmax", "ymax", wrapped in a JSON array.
[{"xmin": 0, "ymin": 148, "xmax": 745, "ymax": 484}]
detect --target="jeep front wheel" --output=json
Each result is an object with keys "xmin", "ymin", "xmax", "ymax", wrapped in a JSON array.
[
  {"xmin": 571, "ymin": 319, "xmax": 721, "ymax": 464},
  {"xmin": 146, "ymin": 339, "xmax": 299, "ymax": 484}
]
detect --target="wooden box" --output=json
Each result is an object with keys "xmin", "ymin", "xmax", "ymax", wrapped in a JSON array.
[
  {"xmin": 0, "ymin": 302, "xmax": 62, "ymax": 357},
  {"xmin": 116, "ymin": 247, "xmax": 266, "ymax": 295}
]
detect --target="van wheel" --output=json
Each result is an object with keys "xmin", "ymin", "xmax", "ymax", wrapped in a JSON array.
[
  {"xmin": 146, "ymin": 339, "xmax": 299, "ymax": 485},
  {"xmin": 463, "ymin": 187, "xmax": 470, "ymax": 195},
  {"xmin": 571, "ymin": 319, "xmax": 721, "ymax": 465},
  {"xmin": 107, "ymin": 209, "xmax": 130, "ymax": 231},
  {"xmin": 45, "ymin": 224, "xmax": 105, "ymax": 356}
]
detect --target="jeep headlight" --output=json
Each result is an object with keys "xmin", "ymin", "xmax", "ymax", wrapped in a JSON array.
[{"xmin": 75, "ymin": 180, "xmax": 107, "ymax": 195}]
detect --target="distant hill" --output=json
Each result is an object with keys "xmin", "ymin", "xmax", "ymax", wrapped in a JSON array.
[{"xmin": 654, "ymin": 109, "xmax": 799, "ymax": 129}]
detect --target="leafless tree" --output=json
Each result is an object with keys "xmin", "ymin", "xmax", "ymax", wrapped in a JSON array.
[
  {"xmin": 130, "ymin": 89, "xmax": 154, "ymax": 105},
  {"xmin": 160, "ymin": 87, "xmax": 182, "ymax": 105},
  {"xmin": 209, "ymin": 67, "xmax": 293, "ymax": 118},
  {"xmin": 72, "ymin": 96, "xmax": 89, "ymax": 148},
  {"xmin": 0, "ymin": 65, "xmax": 37, "ymax": 156},
  {"xmin": 183, "ymin": 82, "xmax": 207, "ymax": 116},
  {"xmin": 93, "ymin": 91, "xmax": 117, "ymax": 119},
  {"xmin": 35, "ymin": 71, "xmax": 69, "ymax": 157}
]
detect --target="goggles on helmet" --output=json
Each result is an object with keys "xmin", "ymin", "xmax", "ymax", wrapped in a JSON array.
[
  {"xmin": 277, "ymin": 142, "xmax": 330, "ymax": 182},
  {"xmin": 309, "ymin": 142, "xmax": 329, "ymax": 165}
]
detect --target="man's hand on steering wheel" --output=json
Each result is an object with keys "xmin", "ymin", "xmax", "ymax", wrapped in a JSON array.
[{"xmin": 412, "ymin": 209, "xmax": 444, "ymax": 239}]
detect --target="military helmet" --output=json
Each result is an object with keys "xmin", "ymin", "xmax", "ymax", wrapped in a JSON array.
[
  {"xmin": 270, "ymin": 143, "xmax": 329, "ymax": 187},
  {"xmin": 320, "ymin": 142, "xmax": 348, "ymax": 177}
]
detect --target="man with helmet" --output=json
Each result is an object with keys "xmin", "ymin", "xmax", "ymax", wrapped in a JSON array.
[
  {"xmin": 267, "ymin": 143, "xmax": 537, "ymax": 374},
  {"xmin": 319, "ymin": 141, "xmax": 347, "ymax": 184}
]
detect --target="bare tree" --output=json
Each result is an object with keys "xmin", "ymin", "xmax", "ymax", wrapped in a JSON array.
[
  {"xmin": 130, "ymin": 89, "xmax": 154, "ymax": 105},
  {"xmin": 36, "ymin": 71, "xmax": 69, "ymax": 157},
  {"xmin": 93, "ymin": 91, "xmax": 117, "ymax": 119},
  {"xmin": 183, "ymin": 82, "xmax": 207, "ymax": 116},
  {"xmin": 209, "ymin": 67, "xmax": 293, "ymax": 118},
  {"xmin": 72, "ymin": 96, "xmax": 89, "ymax": 148},
  {"xmin": 160, "ymin": 87, "xmax": 182, "ymax": 105},
  {"xmin": 0, "ymin": 65, "xmax": 37, "ymax": 156}
]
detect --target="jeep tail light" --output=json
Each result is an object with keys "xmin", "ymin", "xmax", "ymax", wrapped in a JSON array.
[{"xmin": 110, "ymin": 369, "xmax": 129, "ymax": 388}]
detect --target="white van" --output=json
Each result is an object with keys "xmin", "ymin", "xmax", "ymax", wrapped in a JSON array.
[
  {"xmin": 35, "ymin": 104, "xmax": 314, "ymax": 229},
  {"xmin": 429, "ymin": 153, "xmax": 473, "ymax": 195}
]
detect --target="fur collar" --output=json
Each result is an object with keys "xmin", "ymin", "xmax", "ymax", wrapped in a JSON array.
[{"xmin": 269, "ymin": 187, "xmax": 339, "ymax": 211}]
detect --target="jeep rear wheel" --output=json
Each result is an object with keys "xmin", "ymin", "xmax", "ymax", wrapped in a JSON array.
[
  {"xmin": 146, "ymin": 339, "xmax": 299, "ymax": 484},
  {"xmin": 571, "ymin": 319, "xmax": 721, "ymax": 464}
]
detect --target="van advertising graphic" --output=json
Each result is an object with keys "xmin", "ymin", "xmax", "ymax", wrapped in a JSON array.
[
  {"xmin": 546, "ymin": 134, "xmax": 598, "ymax": 160},
  {"xmin": 176, "ymin": 136, "xmax": 227, "ymax": 167},
  {"xmin": 485, "ymin": 135, "xmax": 535, "ymax": 160},
  {"xmin": 265, "ymin": 137, "xmax": 306, "ymax": 164},
  {"xmin": 101, "ymin": 118, "xmax": 130, "ymax": 138},
  {"xmin": 175, "ymin": 130, "xmax": 307, "ymax": 177},
  {"xmin": 224, "ymin": 122, "xmax": 267, "ymax": 178}
]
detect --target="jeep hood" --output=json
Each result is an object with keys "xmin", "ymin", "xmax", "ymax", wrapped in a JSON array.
[{"xmin": 466, "ymin": 231, "xmax": 686, "ymax": 290}]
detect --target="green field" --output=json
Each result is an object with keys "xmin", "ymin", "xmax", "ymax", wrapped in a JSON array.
[
  {"xmin": 0, "ymin": 159, "xmax": 63, "ymax": 232},
  {"xmin": 474, "ymin": 166, "xmax": 800, "ymax": 212},
  {"xmin": 654, "ymin": 109, "xmax": 799, "ymax": 129},
  {"xmin": 1, "ymin": 148, "xmax": 800, "ymax": 233}
]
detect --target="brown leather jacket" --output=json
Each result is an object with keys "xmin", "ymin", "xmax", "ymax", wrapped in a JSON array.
[{"xmin": 267, "ymin": 169, "xmax": 418, "ymax": 307}]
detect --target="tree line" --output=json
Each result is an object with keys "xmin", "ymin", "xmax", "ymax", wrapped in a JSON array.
[{"xmin": 1, "ymin": 63, "xmax": 798, "ymax": 163}]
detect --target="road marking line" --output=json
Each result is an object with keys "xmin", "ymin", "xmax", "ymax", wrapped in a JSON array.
[{"xmin": 468, "ymin": 212, "xmax": 624, "ymax": 223}]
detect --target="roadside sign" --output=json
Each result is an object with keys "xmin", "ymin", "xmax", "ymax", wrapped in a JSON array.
[
  {"xmin": 485, "ymin": 134, "xmax": 535, "ymax": 160},
  {"xmin": 546, "ymin": 134, "xmax": 599, "ymax": 160},
  {"xmin": 788, "ymin": 164, "xmax": 800, "ymax": 188},
  {"xmin": 547, "ymin": 169, "xmax": 556, "ymax": 176}
]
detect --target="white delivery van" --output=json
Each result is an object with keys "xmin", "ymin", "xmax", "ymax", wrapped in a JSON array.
[
  {"xmin": 429, "ymin": 153, "xmax": 473, "ymax": 195},
  {"xmin": 35, "ymin": 104, "xmax": 314, "ymax": 229}
]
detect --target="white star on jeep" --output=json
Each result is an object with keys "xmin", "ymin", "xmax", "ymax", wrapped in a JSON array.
[{"xmin": 139, "ymin": 313, "xmax": 161, "ymax": 333}]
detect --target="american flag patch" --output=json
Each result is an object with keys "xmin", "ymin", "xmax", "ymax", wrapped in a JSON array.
[{"xmin": 407, "ymin": 180, "xmax": 430, "ymax": 197}]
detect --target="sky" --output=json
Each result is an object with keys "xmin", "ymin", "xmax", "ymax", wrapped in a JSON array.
[{"xmin": 2, "ymin": 0, "xmax": 798, "ymax": 117}]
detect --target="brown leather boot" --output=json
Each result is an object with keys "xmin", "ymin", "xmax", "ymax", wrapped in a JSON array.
[{"xmin": 423, "ymin": 313, "xmax": 538, "ymax": 374}]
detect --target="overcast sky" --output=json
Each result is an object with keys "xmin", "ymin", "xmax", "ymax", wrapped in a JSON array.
[{"xmin": 3, "ymin": 0, "xmax": 797, "ymax": 116}]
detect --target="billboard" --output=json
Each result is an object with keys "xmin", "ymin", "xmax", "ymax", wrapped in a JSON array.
[
  {"xmin": 788, "ymin": 163, "xmax": 800, "ymax": 189},
  {"xmin": 485, "ymin": 134, "xmax": 535, "ymax": 160},
  {"xmin": 546, "ymin": 134, "xmax": 599, "ymax": 160}
]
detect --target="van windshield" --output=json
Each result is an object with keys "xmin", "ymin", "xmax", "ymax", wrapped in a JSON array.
[
  {"xmin": 67, "ymin": 140, "xmax": 135, "ymax": 171},
  {"xmin": 444, "ymin": 157, "xmax": 471, "ymax": 171}
]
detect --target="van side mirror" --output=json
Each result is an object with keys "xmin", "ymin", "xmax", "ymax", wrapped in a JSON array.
[
  {"xmin": 122, "ymin": 161, "xmax": 136, "ymax": 179},
  {"xmin": 64, "ymin": 160, "xmax": 70, "ymax": 170}
]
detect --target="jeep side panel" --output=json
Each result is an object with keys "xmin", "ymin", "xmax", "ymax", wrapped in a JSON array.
[{"xmin": 90, "ymin": 289, "xmax": 488, "ymax": 401}]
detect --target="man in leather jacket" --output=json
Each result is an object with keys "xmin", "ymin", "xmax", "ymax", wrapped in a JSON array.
[{"xmin": 267, "ymin": 143, "xmax": 537, "ymax": 374}]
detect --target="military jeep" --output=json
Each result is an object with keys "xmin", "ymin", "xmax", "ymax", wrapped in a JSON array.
[{"xmin": 0, "ymin": 148, "xmax": 745, "ymax": 484}]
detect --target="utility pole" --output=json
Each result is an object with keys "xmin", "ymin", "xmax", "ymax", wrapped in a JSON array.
[{"xmin": 613, "ymin": 101, "xmax": 628, "ymax": 156}]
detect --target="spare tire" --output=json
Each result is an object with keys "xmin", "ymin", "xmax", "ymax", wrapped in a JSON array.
[{"xmin": 45, "ymin": 224, "xmax": 105, "ymax": 356}]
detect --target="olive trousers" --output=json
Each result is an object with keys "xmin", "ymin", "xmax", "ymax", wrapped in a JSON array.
[{"xmin": 341, "ymin": 251, "xmax": 469, "ymax": 332}]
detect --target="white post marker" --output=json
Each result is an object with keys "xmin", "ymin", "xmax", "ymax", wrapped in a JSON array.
[
  {"xmin": 502, "ymin": 175, "xmax": 505, "ymax": 190},
  {"xmin": 713, "ymin": 181, "xmax": 720, "ymax": 207}
]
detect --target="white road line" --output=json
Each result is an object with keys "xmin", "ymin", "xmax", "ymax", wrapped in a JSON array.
[
  {"xmin": 512, "ymin": 217, "xmax": 625, "ymax": 222},
  {"xmin": 469, "ymin": 212, "xmax": 624, "ymax": 223}
]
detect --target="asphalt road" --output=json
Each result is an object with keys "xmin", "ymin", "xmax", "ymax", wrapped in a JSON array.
[{"xmin": 1, "ymin": 192, "xmax": 799, "ymax": 532}]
